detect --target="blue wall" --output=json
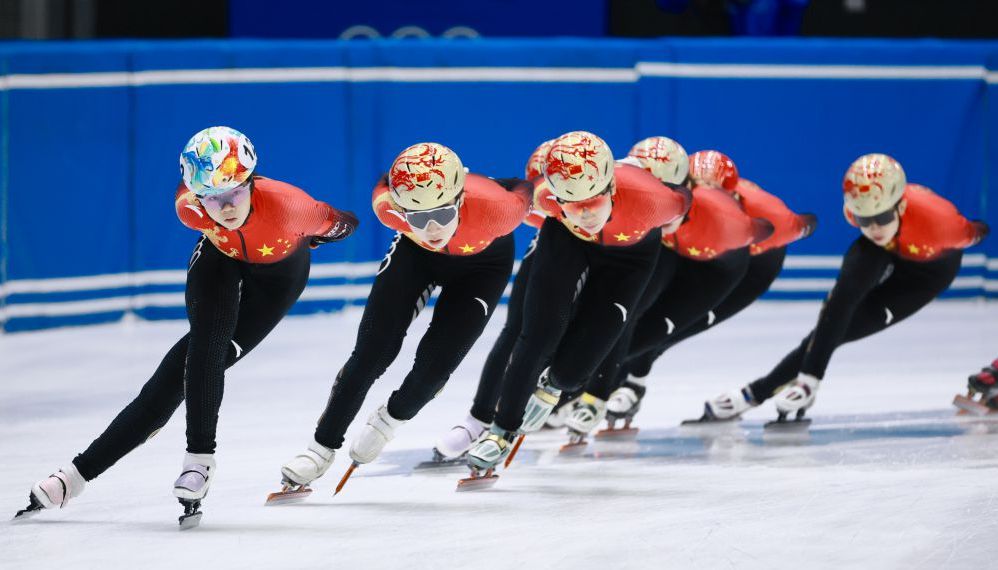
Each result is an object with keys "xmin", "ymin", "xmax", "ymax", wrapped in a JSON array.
[{"xmin": 1, "ymin": 38, "xmax": 996, "ymax": 331}]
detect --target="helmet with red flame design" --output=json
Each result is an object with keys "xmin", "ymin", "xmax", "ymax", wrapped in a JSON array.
[
  {"xmin": 525, "ymin": 139, "xmax": 555, "ymax": 179},
  {"xmin": 842, "ymin": 153, "xmax": 906, "ymax": 217},
  {"xmin": 628, "ymin": 136, "xmax": 689, "ymax": 185},
  {"xmin": 388, "ymin": 142, "xmax": 466, "ymax": 211},
  {"xmin": 689, "ymin": 150, "xmax": 739, "ymax": 191},
  {"xmin": 544, "ymin": 131, "xmax": 615, "ymax": 202},
  {"xmin": 180, "ymin": 126, "xmax": 257, "ymax": 197}
]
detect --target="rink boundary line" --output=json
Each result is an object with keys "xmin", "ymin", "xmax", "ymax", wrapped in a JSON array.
[
  {"xmin": 0, "ymin": 67, "xmax": 639, "ymax": 89},
  {"xmin": 1, "ymin": 64, "xmax": 996, "ymax": 90},
  {"xmin": 637, "ymin": 63, "xmax": 988, "ymax": 81},
  {"xmin": 2, "ymin": 254, "xmax": 985, "ymax": 296},
  {"xmin": 0, "ymin": 261, "xmax": 382, "ymax": 296},
  {"xmin": 1, "ymin": 278, "xmax": 992, "ymax": 321},
  {"xmin": 0, "ymin": 285, "xmax": 376, "ymax": 319}
]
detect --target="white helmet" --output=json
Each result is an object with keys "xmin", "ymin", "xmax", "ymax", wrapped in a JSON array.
[
  {"xmin": 180, "ymin": 126, "xmax": 257, "ymax": 197},
  {"xmin": 627, "ymin": 136, "xmax": 689, "ymax": 185},
  {"xmin": 388, "ymin": 143, "xmax": 466, "ymax": 211},
  {"xmin": 544, "ymin": 131, "xmax": 614, "ymax": 202},
  {"xmin": 525, "ymin": 139, "xmax": 555, "ymax": 179},
  {"xmin": 843, "ymin": 153, "xmax": 906, "ymax": 216}
]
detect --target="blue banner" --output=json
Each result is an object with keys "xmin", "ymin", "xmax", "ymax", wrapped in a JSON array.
[{"xmin": 0, "ymin": 38, "xmax": 995, "ymax": 331}]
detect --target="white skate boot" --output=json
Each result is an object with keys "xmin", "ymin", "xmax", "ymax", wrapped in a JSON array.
[
  {"xmin": 705, "ymin": 386, "xmax": 758, "ymax": 420},
  {"xmin": 280, "ymin": 439, "xmax": 337, "ymax": 486},
  {"xmin": 433, "ymin": 414, "xmax": 487, "ymax": 461},
  {"xmin": 521, "ymin": 368, "xmax": 562, "ymax": 433},
  {"xmin": 331, "ymin": 405, "xmax": 408, "ymax": 497},
  {"xmin": 545, "ymin": 394, "xmax": 580, "ymax": 429},
  {"xmin": 562, "ymin": 393, "xmax": 608, "ymax": 452},
  {"xmin": 773, "ymin": 374, "xmax": 819, "ymax": 416},
  {"xmin": 267, "ymin": 439, "xmax": 336, "ymax": 505},
  {"xmin": 565, "ymin": 394, "xmax": 608, "ymax": 436},
  {"xmin": 607, "ymin": 376, "xmax": 647, "ymax": 419},
  {"xmin": 766, "ymin": 374, "xmax": 819, "ymax": 432},
  {"xmin": 681, "ymin": 386, "xmax": 757, "ymax": 426},
  {"xmin": 173, "ymin": 453, "xmax": 215, "ymax": 501},
  {"xmin": 173, "ymin": 452, "xmax": 215, "ymax": 529},
  {"xmin": 350, "ymin": 404, "xmax": 407, "ymax": 465},
  {"xmin": 14, "ymin": 463, "xmax": 87, "ymax": 519}
]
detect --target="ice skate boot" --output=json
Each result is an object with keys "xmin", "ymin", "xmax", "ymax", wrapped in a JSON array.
[
  {"xmin": 334, "ymin": 404, "xmax": 407, "ymax": 495},
  {"xmin": 954, "ymin": 359, "xmax": 998, "ymax": 416},
  {"xmin": 682, "ymin": 386, "xmax": 757, "ymax": 426},
  {"xmin": 764, "ymin": 375, "xmax": 817, "ymax": 439},
  {"xmin": 460, "ymin": 425, "xmax": 515, "ymax": 491},
  {"xmin": 173, "ymin": 452, "xmax": 215, "ymax": 529},
  {"xmin": 521, "ymin": 367, "xmax": 563, "ymax": 433},
  {"xmin": 544, "ymin": 393, "xmax": 580, "ymax": 429},
  {"xmin": 13, "ymin": 463, "xmax": 86, "ymax": 520},
  {"xmin": 419, "ymin": 414, "xmax": 487, "ymax": 470},
  {"xmin": 561, "ymin": 393, "xmax": 607, "ymax": 453},
  {"xmin": 599, "ymin": 378, "xmax": 646, "ymax": 439},
  {"xmin": 268, "ymin": 439, "xmax": 336, "ymax": 505}
]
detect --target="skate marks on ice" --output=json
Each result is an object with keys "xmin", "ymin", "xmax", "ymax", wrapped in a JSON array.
[{"xmin": 543, "ymin": 409, "xmax": 998, "ymax": 468}]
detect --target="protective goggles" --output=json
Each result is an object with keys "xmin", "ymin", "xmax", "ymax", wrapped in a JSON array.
[
  {"xmin": 853, "ymin": 208, "xmax": 897, "ymax": 228},
  {"xmin": 404, "ymin": 201, "xmax": 460, "ymax": 230},
  {"xmin": 556, "ymin": 185, "xmax": 612, "ymax": 217},
  {"xmin": 198, "ymin": 181, "xmax": 251, "ymax": 212}
]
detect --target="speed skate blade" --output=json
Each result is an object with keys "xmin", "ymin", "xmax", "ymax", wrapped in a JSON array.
[
  {"xmin": 414, "ymin": 457, "xmax": 466, "ymax": 471},
  {"xmin": 559, "ymin": 435, "xmax": 588, "ymax": 454},
  {"xmin": 764, "ymin": 418, "xmax": 811, "ymax": 431},
  {"xmin": 953, "ymin": 394, "xmax": 995, "ymax": 417},
  {"xmin": 456, "ymin": 472, "xmax": 499, "ymax": 492},
  {"xmin": 594, "ymin": 427, "xmax": 639, "ymax": 440},
  {"xmin": 680, "ymin": 416, "xmax": 740, "ymax": 428},
  {"xmin": 12, "ymin": 508, "xmax": 42, "ymax": 521},
  {"xmin": 265, "ymin": 486, "xmax": 313, "ymax": 505},
  {"xmin": 12, "ymin": 494, "xmax": 44, "ymax": 520},
  {"xmin": 178, "ymin": 512, "xmax": 202, "ymax": 530}
]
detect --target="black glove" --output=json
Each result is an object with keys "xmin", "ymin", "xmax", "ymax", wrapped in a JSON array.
[
  {"xmin": 799, "ymin": 213, "xmax": 819, "ymax": 239},
  {"xmin": 311, "ymin": 210, "xmax": 359, "ymax": 247},
  {"xmin": 492, "ymin": 177, "xmax": 532, "ymax": 192},
  {"xmin": 971, "ymin": 220, "xmax": 990, "ymax": 246}
]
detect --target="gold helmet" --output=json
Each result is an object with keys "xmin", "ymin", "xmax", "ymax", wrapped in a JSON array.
[
  {"xmin": 388, "ymin": 143, "xmax": 466, "ymax": 211},
  {"xmin": 544, "ymin": 131, "xmax": 614, "ymax": 202}
]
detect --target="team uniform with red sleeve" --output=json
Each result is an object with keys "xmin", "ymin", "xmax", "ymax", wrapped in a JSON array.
[
  {"xmin": 310, "ymin": 174, "xmax": 531, "ymax": 451},
  {"xmin": 491, "ymin": 163, "xmax": 691, "ymax": 433},
  {"xmin": 600, "ymin": 180, "xmax": 817, "ymax": 407},
  {"xmin": 468, "ymin": 176, "xmax": 550, "ymax": 427},
  {"xmin": 585, "ymin": 186, "xmax": 769, "ymax": 400},
  {"xmin": 749, "ymin": 183, "xmax": 988, "ymax": 402},
  {"xmin": 71, "ymin": 177, "xmax": 358, "ymax": 483}
]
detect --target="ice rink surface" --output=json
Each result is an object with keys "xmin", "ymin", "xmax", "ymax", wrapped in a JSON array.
[{"xmin": 3, "ymin": 301, "xmax": 998, "ymax": 570}]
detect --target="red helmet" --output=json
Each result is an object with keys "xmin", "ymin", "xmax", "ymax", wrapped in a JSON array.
[{"xmin": 690, "ymin": 151, "xmax": 739, "ymax": 191}]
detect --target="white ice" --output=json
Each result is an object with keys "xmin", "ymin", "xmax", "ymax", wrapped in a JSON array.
[{"xmin": 2, "ymin": 301, "xmax": 998, "ymax": 570}]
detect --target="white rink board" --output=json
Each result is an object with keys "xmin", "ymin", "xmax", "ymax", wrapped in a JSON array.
[{"xmin": 3, "ymin": 301, "xmax": 998, "ymax": 570}]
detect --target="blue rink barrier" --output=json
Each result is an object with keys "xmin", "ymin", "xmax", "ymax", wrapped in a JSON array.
[{"xmin": 1, "ymin": 38, "xmax": 996, "ymax": 332}]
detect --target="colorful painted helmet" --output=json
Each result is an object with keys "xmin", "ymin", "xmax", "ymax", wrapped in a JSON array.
[
  {"xmin": 388, "ymin": 143, "xmax": 466, "ymax": 211},
  {"xmin": 180, "ymin": 126, "xmax": 257, "ymax": 197},
  {"xmin": 689, "ymin": 150, "xmax": 739, "ymax": 191},
  {"xmin": 525, "ymin": 139, "xmax": 556, "ymax": 180},
  {"xmin": 628, "ymin": 136, "xmax": 689, "ymax": 185},
  {"xmin": 842, "ymin": 153, "xmax": 906, "ymax": 217},
  {"xmin": 544, "ymin": 131, "xmax": 615, "ymax": 202}
]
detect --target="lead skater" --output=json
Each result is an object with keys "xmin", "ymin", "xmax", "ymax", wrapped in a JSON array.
[{"xmin": 15, "ymin": 127, "xmax": 358, "ymax": 527}]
